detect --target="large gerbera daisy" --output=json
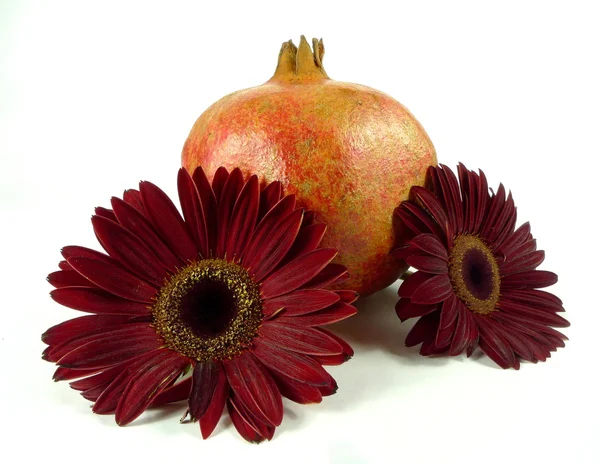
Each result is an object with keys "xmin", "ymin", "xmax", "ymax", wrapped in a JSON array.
[
  {"xmin": 393, "ymin": 163, "xmax": 568, "ymax": 369},
  {"xmin": 43, "ymin": 166, "xmax": 357, "ymax": 442}
]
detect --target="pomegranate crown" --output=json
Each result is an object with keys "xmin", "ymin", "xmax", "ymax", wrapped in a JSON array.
[{"xmin": 270, "ymin": 35, "xmax": 329, "ymax": 83}]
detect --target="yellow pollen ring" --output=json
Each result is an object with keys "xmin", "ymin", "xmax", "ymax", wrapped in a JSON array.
[
  {"xmin": 448, "ymin": 235, "xmax": 500, "ymax": 315},
  {"xmin": 151, "ymin": 259, "xmax": 263, "ymax": 361}
]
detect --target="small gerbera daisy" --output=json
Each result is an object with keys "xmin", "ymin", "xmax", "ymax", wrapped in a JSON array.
[
  {"xmin": 43, "ymin": 166, "xmax": 357, "ymax": 443},
  {"xmin": 393, "ymin": 163, "xmax": 568, "ymax": 369}
]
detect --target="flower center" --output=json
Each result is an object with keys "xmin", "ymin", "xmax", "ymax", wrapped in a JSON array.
[
  {"xmin": 151, "ymin": 259, "xmax": 263, "ymax": 361},
  {"xmin": 448, "ymin": 235, "xmax": 500, "ymax": 315}
]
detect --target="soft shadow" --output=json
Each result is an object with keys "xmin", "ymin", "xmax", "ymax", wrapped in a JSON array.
[{"xmin": 332, "ymin": 285, "xmax": 443, "ymax": 364}]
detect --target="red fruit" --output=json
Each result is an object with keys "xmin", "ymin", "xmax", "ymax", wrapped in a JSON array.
[{"xmin": 182, "ymin": 37, "xmax": 436, "ymax": 296}]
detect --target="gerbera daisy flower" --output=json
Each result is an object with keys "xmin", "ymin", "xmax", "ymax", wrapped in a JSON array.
[
  {"xmin": 43, "ymin": 166, "xmax": 357, "ymax": 443},
  {"xmin": 392, "ymin": 163, "xmax": 568, "ymax": 369}
]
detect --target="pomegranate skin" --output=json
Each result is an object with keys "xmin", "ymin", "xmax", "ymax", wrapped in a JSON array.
[{"xmin": 182, "ymin": 37, "xmax": 436, "ymax": 296}]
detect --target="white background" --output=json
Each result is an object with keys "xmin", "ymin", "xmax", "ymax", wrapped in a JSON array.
[{"xmin": 1, "ymin": 1, "xmax": 598, "ymax": 463}]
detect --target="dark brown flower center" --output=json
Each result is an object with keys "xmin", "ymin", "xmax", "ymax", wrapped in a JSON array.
[
  {"xmin": 448, "ymin": 235, "xmax": 500, "ymax": 315},
  {"xmin": 152, "ymin": 259, "xmax": 263, "ymax": 361}
]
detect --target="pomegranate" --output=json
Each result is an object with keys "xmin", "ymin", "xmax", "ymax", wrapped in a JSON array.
[{"xmin": 182, "ymin": 36, "xmax": 436, "ymax": 296}]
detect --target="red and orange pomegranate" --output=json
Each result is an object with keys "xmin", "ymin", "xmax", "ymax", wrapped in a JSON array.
[{"xmin": 182, "ymin": 37, "xmax": 436, "ymax": 296}]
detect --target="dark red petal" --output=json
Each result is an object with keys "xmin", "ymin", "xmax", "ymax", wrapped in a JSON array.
[
  {"xmin": 223, "ymin": 351, "xmax": 283, "ymax": 427},
  {"xmin": 192, "ymin": 166, "xmax": 219, "ymax": 255},
  {"xmin": 491, "ymin": 325, "xmax": 536, "ymax": 363},
  {"xmin": 151, "ymin": 377, "xmax": 192, "ymax": 407},
  {"xmin": 111, "ymin": 197, "xmax": 182, "ymax": 271},
  {"xmin": 496, "ymin": 222, "xmax": 532, "ymax": 257},
  {"xmin": 488, "ymin": 191, "xmax": 516, "ymax": 244},
  {"xmin": 260, "ymin": 321, "xmax": 342, "ymax": 355},
  {"xmin": 245, "ymin": 209, "xmax": 304, "ymax": 281},
  {"xmin": 495, "ymin": 194, "xmax": 518, "ymax": 246},
  {"xmin": 95, "ymin": 207, "xmax": 117, "ymax": 222},
  {"xmin": 438, "ymin": 165, "xmax": 464, "ymax": 234},
  {"xmin": 70, "ymin": 362, "xmax": 130, "ymax": 392},
  {"xmin": 435, "ymin": 309, "xmax": 457, "ymax": 349},
  {"xmin": 501, "ymin": 270, "xmax": 558, "ymax": 289},
  {"xmin": 506, "ymin": 238, "xmax": 538, "ymax": 261},
  {"xmin": 47, "ymin": 270, "xmax": 93, "ymax": 288},
  {"xmin": 317, "ymin": 372, "xmax": 338, "ymax": 396},
  {"xmin": 394, "ymin": 246, "xmax": 417, "ymax": 262},
  {"xmin": 395, "ymin": 299, "xmax": 438, "ymax": 322},
  {"xmin": 492, "ymin": 314, "xmax": 553, "ymax": 362},
  {"xmin": 322, "ymin": 329, "xmax": 354, "ymax": 358},
  {"xmin": 57, "ymin": 323, "xmax": 161, "ymax": 369},
  {"xmin": 398, "ymin": 271, "xmax": 433, "ymax": 298},
  {"xmin": 263, "ymin": 289, "xmax": 340, "ymax": 317},
  {"xmin": 335, "ymin": 290, "xmax": 359, "ymax": 304},
  {"xmin": 199, "ymin": 366, "xmax": 228, "ymax": 439},
  {"xmin": 216, "ymin": 168, "xmax": 244, "ymax": 258},
  {"xmin": 252, "ymin": 339, "xmax": 331, "ymax": 386},
  {"xmin": 210, "ymin": 166, "xmax": 229, "ymax": 203},
  {"xmin": 473, "ymin": 168, "xmax": 490, "ymax": 235},
  {"xmin": 270, "ymin": 371, "xmax": 322, "ymax": 404},
  {"xmin": 405, "ymin": 312, "xmax": 439, "ymax": 347},
  {"xmin": 188, "ymin": 361, "xmax": 220, "ymax": 421},
  {"xmin": 242, "ymin": 195, "xmax": 297, "ymax": 270},
  {"xmin": 123, "ymin": 189, "xmax": 145, "ymax": 214},
  {"xmin": 258, "ymin": 181, "xmax": 283, "ymax": 219},
  {"xmin": 420, "ymin": 332, "xmax": 446, "ymax": 356},
  {"xmin": 178, "ymin": 168, "xmax": 209, "ymax": 258},
  {"xmin": 520, "ymin": 336, "xmax": 550, "ymax": 362},
  {"xmin": 42, "ymin": 314, "xmax": 132, "ymax": 347},
  {"xmin": 279, "ymin": 302, "xmax": 357, "ymax": 326},
  {"xmin": 303, "ymin": 263, "xmax": 349, "ymax": 289},
  {"xmin": 67, "ymin": 257, "xmax": 157, "ymax": 303},
  {"xmin": 91, "ymin": 215, "xmax": 166, "ymax": 286},
  {"xmin": 58, "ymin": 260, "xmax": 72, "ymax": 271},
  {"xmin": 53, "ymin": 366, "xmax": 100, "ymax": 382},
  {"xmin": 83, "ymin": 384, "xmax": 118, "ymax": 403},
  {"xmin": 500, "ymin": 250, "xmax": 546, "ymax": 277},
  {"xmin": 410, "ymin": 274, "xmax": 453, "ymax": 305},
  {"xmin": 311, "ymin": 329, "xmax": 354, "ymax": 365},
  {"xmin": 61, "ymin": 246, "xmax": 124, "ymax": 284},
  {"xmin": 260, "ymin": 249, "xmax": 338, "ymax": 299},
  {"xmin": 435, "ymin": 295, "xmax": 459, "ymax": 349},
  {"xmin": 503, "ymin": 288, "xmax": 563, "ymax": 312},
  {"xmin": 395, "ymin": 202, "xmax": 444, "ymax": 241},
  {"xmin": 410, "ymin": 233, "xmax": 449, "ymax": 260},
  {"xmin": 301, "ymin": 209, "xmax": 315, "ymax": 225},
  {"xmin": 411, "ymin": 186, "xmax": 452, "ymax": 241},
  {"xmin": 227, "ymin": 397, "xmax": 270, "ymax": 444},
  {"xmin": 50, "ymin": 287, "xmax": 150, "ymax": 316},
  {"xmin": 480, "ymin": 184, "xmax": 506, "ymax": 239},
  {"xmin": 61, "ymin": 245, "xmax": 112, "ymax": 262},
  {"xmin": 465, "ymin": 313, "xmax": 480, "ymax": 357},
  {"xmin": 115, "ymin": 350, "xmax": 189, "ymax": 425},
  {"xmin": 405, "ymin": 254, "xmax": 448, "ymax": 274},
  {"xmin": 492, "ymin": 311, "xmax": 567, "ymax": 345},
  {"xmin": 439, "ymin": 294, "xmax": 459, "ymax": 329},
  {"xmin": 42, "ymin": 315, "xmax": 138, "ymax": 362},
  {"xmin": 234, "ymin": 398, "xmax": 276, "ymax": 441},
  {"xmin": 426, "ymin": 167, "xmax": 449, "ymax": 226},
  {"xmin": 226, "ymin": 175, "xmax": 260, "ymax": 260},
  {"xmin": 462, "ymin": 166, "xmax": 479, "ymax": 234},
  {"xmin": 309, "ymin": 353, "xmax": 347, "ymax": 366},
  {"xmin": 92, "ymin": 353, "xmax": 157, "ymax": 414},
  {"xmin": 476, "ymin": 316, "xmax": 518, "ymax": 369},
  {"xmin": 139, "ymin": 181, "xmax": 198, "ymax": 262},
  {"xmin": 498, "ymin": 300, "xmax": 570, "ymax": 327},
  {"xmin": 280, "ymin": 222, "xmax": 327, "ymax": 266},
  {"xmin": 449, "ymin": 304, "xmax": 472, "ymax": 355}
]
